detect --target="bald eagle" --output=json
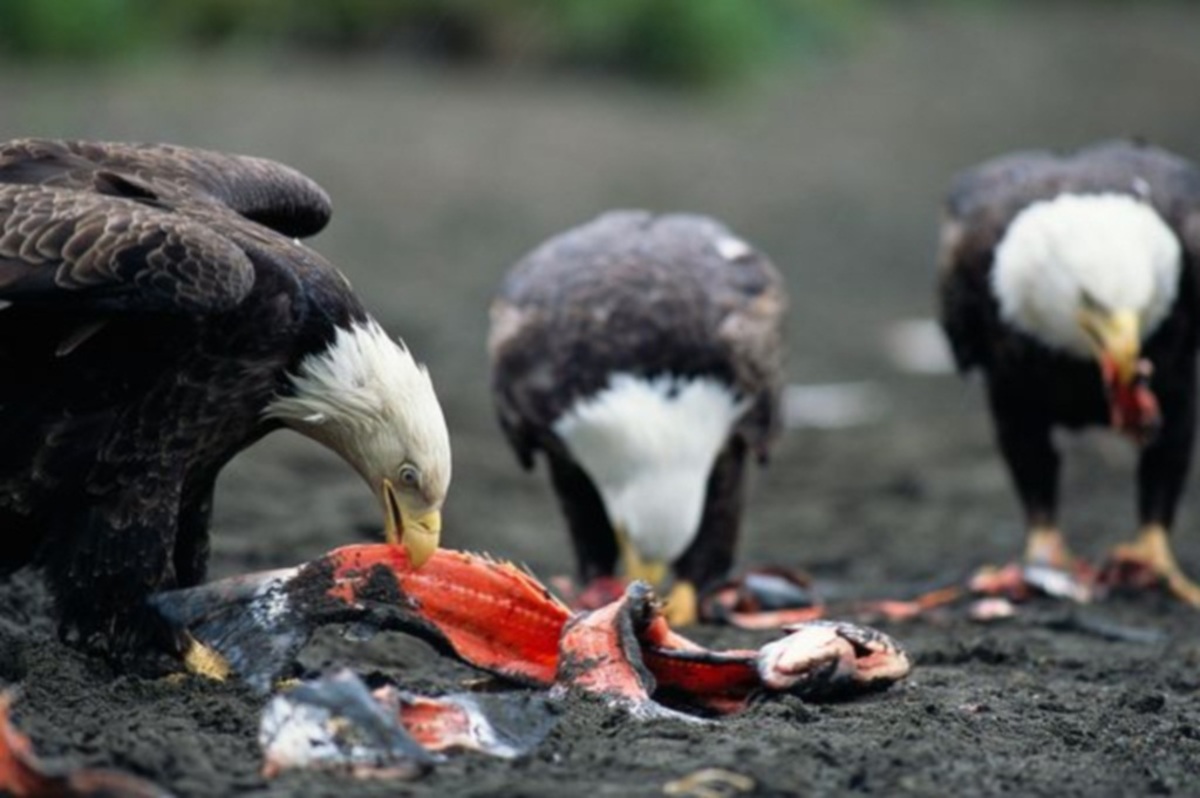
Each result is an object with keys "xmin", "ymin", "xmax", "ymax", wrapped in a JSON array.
[
  {"xmin": 938, "ymin": 139, "xmax": 1200, "ymax": 605},
  {"xmin": 0, "ymin": 139, "xmax": 451, "ymax": 651},
  {"xmin": 488, "ymin": 211, "xmax": 786, "ymax": 624}
]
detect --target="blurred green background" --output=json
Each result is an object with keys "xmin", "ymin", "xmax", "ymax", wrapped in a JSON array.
[{"xmin": 1, "ymin": 0, "xmax": 863, "ymax": 86}]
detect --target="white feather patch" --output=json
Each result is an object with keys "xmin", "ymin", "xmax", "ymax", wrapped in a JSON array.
[
  {"xmin": 991, "ymin": 193, "xmax": 1181, "ymax": 357},
  {"xmin": 264, "ymin": 319, "xmax": 451, "ymax": 499},
  {"xmin": 714, "ymin": 235, "xmax": 753, "ymax": 262},
  {"xmin": 553, "ymin": 373, "xmax": 748, "ymax": 562}
]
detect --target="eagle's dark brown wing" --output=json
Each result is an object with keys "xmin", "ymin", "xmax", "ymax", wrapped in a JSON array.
[
  {"xmin": 488, "ymin": 211, "xmax": 786, "ymax": 467},
  {"xmin": 0, "ymin": 138, "xmax": 332, "ymax": 238},
  {"xmin": 0, "ymin": 140, "xmax": 361, "ymax": 651},
  {"xmin": 938, "ymin": 140, "xmax": 1200, "ymax": 371},
  {"xmin": 0, "ymin": 183, "xmax": 255, "ymax": 315}
]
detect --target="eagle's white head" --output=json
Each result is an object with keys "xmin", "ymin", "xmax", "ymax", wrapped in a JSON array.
[
  {"xmin": 992, "ymin": 192, "xmax": 1181, "ymax": 363},
  {"xmin": 991, "ymin": 192, "xmax": 1181, "ymax": 438},
  {"xmin": 552, "ymin": 373, "xmax": 748, "ymax": 587},
  {"xmin": 265, "ymin": 319, "xmax": 451, "ymax": 566}
]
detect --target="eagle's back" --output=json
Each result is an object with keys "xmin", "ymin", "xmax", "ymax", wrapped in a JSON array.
[{"xmin": 489, "ymin": 211, "xmax": 786, "ymax": 467}]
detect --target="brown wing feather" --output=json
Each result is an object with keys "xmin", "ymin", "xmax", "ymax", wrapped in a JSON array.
[
  {"xmin": 0, "ymin": 138, "xmax": 332, "ymax": 238},
  {"xmin": 717, "ymin": 276, "xmax": 786, "ymax": 461},
  {"xmin": 938, "ymin": 140, "xmax": 1200, "ymax": 371},
  {"xmin": 0, "ymin": 184, "xmax": 254, "ymax": 314},
  {"xmin": 487, "ymin": 298, "xmax": 542, "ymax": 469}
]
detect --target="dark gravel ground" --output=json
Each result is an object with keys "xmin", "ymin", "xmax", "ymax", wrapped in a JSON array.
[{"xmin": 2, "ymin": 4, "xmax": 1200, "ymax": 796}]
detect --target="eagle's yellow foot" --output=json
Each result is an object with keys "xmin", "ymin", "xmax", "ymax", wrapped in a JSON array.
[
  {"xmin": 663, "ymin": 580, "xmax": 699, "ymax": 628},
  {"xmin": 1102, "ymin": 524, "xmax": 1200, "ymax": 608},
  {"xmin": 182, "ymin": 633, "xmax": 232, "ymax": 681},
  {"xmin": 1023, "ymin": 525, "xmax": 1075, "ymax": 569},
  {"xmin": 967, "ymin": 526, "xmax": 1092, "ymax": 602}
]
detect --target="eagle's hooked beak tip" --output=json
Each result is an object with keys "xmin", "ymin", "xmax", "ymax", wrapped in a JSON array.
[
  {"xmin": 401, "ymin": 510, "xmax": 441, "ymax": 568},
  {"xmin": 613, "ymin": 524, "xmax": 669, "ymax": 589},
  {"xmin": 381, "ymin": 478, "xmax": 442, "ymax": 569}
]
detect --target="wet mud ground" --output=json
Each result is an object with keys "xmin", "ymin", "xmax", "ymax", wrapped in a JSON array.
[{"xmin": 3, "ymin": 4, "xmax": 1200, "ymax": 796}]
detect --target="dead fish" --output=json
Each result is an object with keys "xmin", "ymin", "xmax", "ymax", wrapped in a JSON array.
[
  {"xmin": 154, "ymin": 545, "xmax": 912, "ymax": 719},
  {"xmin": 0, "ymin": 692, "xmax": 173, "ymax": 797},
  {"xmin": 756, "ymin": 620, "xmax": 912, "ymax": 700},
  {"xmin": 560, "ymin": 583, "xmax": 910, "ymax": 715},
  {"xmin": 151, "ymin": 545, "xmax": 569, "ymax": 691},
  {"xmin": 553, "ymin": 581, "xmax": 703, "ymax": 721},
  {"xmin": 259, "ymin": 669, "xmax": 435, "ymax": 780}
]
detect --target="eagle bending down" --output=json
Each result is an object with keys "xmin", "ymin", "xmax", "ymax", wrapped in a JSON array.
[
  {"xmin": 0, "ymin": 139, "xmax": 451, "ymax": 652},
  {"xmin": 488, "ymin": 211, "xmax": 786, "ymax": 624}
]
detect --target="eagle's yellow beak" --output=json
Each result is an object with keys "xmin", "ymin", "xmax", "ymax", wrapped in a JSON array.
[
  {"xmin": 1077, "ymin": 306, "xmax": 1161, "ymax": 441},
  {"xmin": 1078, "ymin": 307, "xmax": 1140, "ymax": 386},
  {"xmin": 613, "ymin": 524, "xmax": 669, "ymax": 587},
  {"xmin": 381, "ymin": 478, "xmax": 441, "ymax": 568}
]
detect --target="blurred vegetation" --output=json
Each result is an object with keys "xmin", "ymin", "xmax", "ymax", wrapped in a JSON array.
[{"xmin": 0, "ymin": 0, "xmax": 869, "ymax": 86}]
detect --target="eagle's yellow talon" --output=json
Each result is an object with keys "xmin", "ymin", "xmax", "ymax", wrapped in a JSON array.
[
  {"xmin": 182, "ymin": 633, "xmax": 232, "ymax": 681},
  {"xmin": 1109, "ymin": 524, "xmax": 1200, "ymax": 608},
  {"xmin": 1024, "ymin": 525, "xmax": 1074, "ymax": 569},
  {"xmin": 664, "ymin": 581, "xmax": 699, "ymax": 627}
]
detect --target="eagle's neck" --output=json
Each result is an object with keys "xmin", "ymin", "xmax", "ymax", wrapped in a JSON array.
[
  {"xmin": 552, "ymin": 373, "xmax": 748, "ymax": 562},
  {"xmin": 990, "ymin": 192, "xmax": 1181, "ymax": 357}
]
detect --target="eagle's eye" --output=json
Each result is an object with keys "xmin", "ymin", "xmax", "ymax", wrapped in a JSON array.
[{"xmin": 397, "ymin": 463, "xmax": 421, "ymax": 488}]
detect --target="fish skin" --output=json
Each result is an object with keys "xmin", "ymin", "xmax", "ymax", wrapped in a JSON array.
[
  {"xmin": 259, "ymin": 669, "xmax": 435, "ymax": 780},
  {"xmin": 757, "ymin": 621, "xmax": 912, "ymax": 700},
  {"xmin": 154, "ymin": 545, "xmax": 912, "ymax": 715}
]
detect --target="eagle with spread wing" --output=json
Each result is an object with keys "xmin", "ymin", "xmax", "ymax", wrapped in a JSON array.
[{"xmin": 0, "ymin": 139, "xmax": 451, "ymax": 652}]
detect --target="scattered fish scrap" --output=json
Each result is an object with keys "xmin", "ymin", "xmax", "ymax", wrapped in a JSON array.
[
  {"xmin": 262, "ymin": 670, "xmax": 562, "ymax": 777},
  {"xmin": 152, "ymin": 545, "xmax": 911, "ymax": 715},
  {"xmin": 383, "ymin": 687, "xmax": 560, "ymax": 759},
  {"xmin": 0, "ymin": 692, "xmax": 173, "ymax": 798},
  {"xmin": 260, "ymin": 669, "xmax": 435, "ymax": 780},
  {"xmin": 692, "ymin": 552, "xmax": 1174, "ymax": 630},
  {"xmin": 151, "ymin": 545, "xmax": 910, "ymax": 779}
]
